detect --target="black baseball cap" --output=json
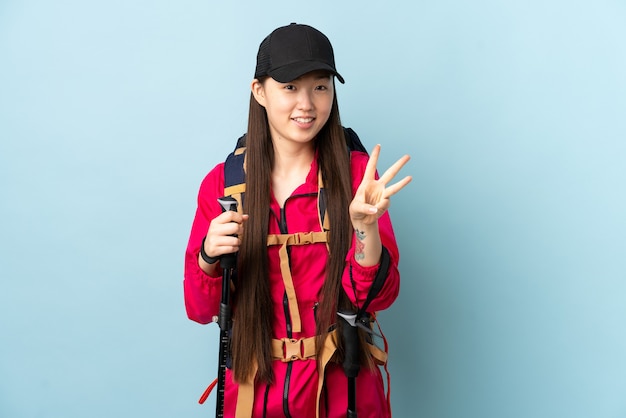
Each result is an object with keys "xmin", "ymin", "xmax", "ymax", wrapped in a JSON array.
[{"xmin": 254, "ymin": 23, "xmax": 345, "ymax": 84}]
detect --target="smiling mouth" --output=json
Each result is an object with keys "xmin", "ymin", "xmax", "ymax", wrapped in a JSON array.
[{"xmin": 292, "ymin": 117, "xmax": 314, "ymax": 123}]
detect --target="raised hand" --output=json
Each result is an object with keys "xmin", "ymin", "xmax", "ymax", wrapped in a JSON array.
[{"xmin": 350, "ymin": 144, "xmax": 412, "ymax": 226}]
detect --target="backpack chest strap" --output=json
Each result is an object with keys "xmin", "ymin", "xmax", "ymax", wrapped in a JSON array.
[
  {"xmin": 266, "ymin": 231, "xmax": 328, "ymax": 334},
  {"xmin": 235, "ymin": 330, "xmax": 338, "ymax": 418}
]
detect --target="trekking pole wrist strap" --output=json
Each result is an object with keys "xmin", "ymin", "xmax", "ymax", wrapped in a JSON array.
[{"xmin": 200, "ymin": 236, "xmax": 219, "ymax": 265}]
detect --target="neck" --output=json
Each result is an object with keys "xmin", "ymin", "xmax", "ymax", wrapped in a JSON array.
[
  {"xmin": 270, "ymin": 141, "xmax": 315, "ymax": 207},
  {"xmin": 271, "ymin": 141, "xmax": 315, "ymax": 177}
]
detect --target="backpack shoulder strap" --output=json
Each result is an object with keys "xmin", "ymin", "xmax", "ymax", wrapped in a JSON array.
[
  {"xmin": 343, "ymin": 127, "xmax": 367, "ymax": 153},
  {"xmin": 318, "ymin": 127, "xmax": 368, "ymax": 230},
  {"xmin": 222, "ymin": 134, "xmax": 247, "ymax": 214}
]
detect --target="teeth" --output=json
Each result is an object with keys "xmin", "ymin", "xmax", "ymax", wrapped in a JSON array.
[{"xmin": 294, "ymin": 117, "xmax": 313, "ymax": 123}]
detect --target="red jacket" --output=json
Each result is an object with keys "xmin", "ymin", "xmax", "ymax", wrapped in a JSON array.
[{"xmin": 184, "ymin": 150, "xmax": 400, "ymax": 418}]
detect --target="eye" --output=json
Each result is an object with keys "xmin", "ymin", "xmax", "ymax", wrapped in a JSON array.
[
  {"xmin": 315, "ymin": 85, "xmax": 328, "ymax": 91},
  {"xmin": 284, "ymin": 84, "xmax": 296, "ymax": 91}
]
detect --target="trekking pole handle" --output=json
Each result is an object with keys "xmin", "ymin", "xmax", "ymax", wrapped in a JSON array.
[
  {"xmin": 338, "ymin": 311, "xmax": 360, "ymax": 417},
  {"xmin": 216, "ymin": 196, "xmax": 238, "ymax": 331},
  {"xmin": 338, "ymin": 311, "xmax": 360, "ymax": 378},
  {"xmin": 218, "ymin": 196, "xmax": 238, "ymax": 213},
  {"xmin": 216, "ymin": 197, "xmax": 238, "ymax": 270}
]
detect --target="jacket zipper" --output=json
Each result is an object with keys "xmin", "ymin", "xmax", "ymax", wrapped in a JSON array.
[{"xmin": 279, "ymin": 205, "xmax": 293, "ymax": 418}]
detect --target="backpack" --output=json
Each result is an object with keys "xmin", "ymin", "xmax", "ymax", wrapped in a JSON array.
[{"xmin": 200, "ymin": 127, "xmax": 392, "ymax": 417}]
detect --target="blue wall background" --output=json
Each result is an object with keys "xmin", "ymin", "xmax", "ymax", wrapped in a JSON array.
[{"xmin": 1, "ymin": 1, "xmax": 625, "ymax": 417}]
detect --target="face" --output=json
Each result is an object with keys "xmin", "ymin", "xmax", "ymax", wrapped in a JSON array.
[{"xmin": 251, "ymin": 71, "xmax": 334, "ymax": 147}]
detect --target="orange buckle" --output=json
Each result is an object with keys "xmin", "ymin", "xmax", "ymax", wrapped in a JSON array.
[
  {"xmin": 280, "ymin": 338, "xmax": 304, "ymax": 362},
  {"xmin": 295, "ymin": 232, "xmax": 313, "ymax": 245}
]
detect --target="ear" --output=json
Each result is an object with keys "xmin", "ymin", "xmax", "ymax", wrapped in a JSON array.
[{"xmin": 251, "ymin": 79, "xmax": 266, "ymax": 107}]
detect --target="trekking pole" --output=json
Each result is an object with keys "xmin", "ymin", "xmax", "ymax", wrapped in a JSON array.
[
  {"xmin": 337, "ymin": 311, "xmax": 360, "ymax": 418},
  {"xmin": 215, "ymin": 197, "xmax": 238, "ymax": 418}
]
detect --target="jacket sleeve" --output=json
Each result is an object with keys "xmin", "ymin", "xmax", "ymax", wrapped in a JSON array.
[
  {"xmin": 183, "ymin": 163, "xmax": 226, "ymax": 324},
  {"xmin": 342, "ymin": 152, "xmax": 401, "ymax": 313}
]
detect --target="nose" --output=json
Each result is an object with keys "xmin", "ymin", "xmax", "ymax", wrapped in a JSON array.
[{"xmin": 297, "ymin": 90, "xmax": 314, "ymax": 111}]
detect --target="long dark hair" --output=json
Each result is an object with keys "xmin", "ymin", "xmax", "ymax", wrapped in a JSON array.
[{"xmin": 230, "ymin": 79, "xmax": 367, "ymax": 384}]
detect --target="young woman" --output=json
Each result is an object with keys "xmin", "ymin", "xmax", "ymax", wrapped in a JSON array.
[{"xmin": 184, "ymin": 23, "xmax": 411, "ymax": 418}]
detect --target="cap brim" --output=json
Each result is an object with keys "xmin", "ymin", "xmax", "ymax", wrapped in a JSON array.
[{"xmin": 269, "ymin": 61, "xmax": 345, "ymax": 84}]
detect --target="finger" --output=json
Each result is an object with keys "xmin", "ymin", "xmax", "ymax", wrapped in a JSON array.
[
  {"xmin": 208, "ymin": 223, "xmax": 242, "ymax": 246},
  {"xmin": 350, "ymin": 200, "xmax": 372, "ymax": 221},
  {"xmin": 212, "ymin": 211, "xmax": 232, "ymax": 226},
  {"xmin": 211, "ymin": 235, "xmax": 241, "ymax": 255},
  {"xmin": 383, "ymin": 175, "xmax": 413, "ymax": 198},
  {"xmin": 211, "ymin": 212, "xmax": 246, "ymax": 232},
  {"xmin": 209, "ymin": 220, "xmax": 236, "ymax": 236},
  {"xmin": 374, "ymin": 198, "xmax": 390, "ymax": 214},
  {"xmin": 362, "ymin": 144, "xmax": 381, "ymax": 181},
  {"xmin": 214, "ymin": 235, "xmax": 241, "ymax": 248},
  {"xmin": 378, "ymin": 154, "xmax": 411, "ymax": 185},
  {"xmin": 226, "ymin": 220, "xmax": 245, "ymax": 236},
  {"xmin": 222, "ymin": 210, "xmax": 246, "ymax": 224}
]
